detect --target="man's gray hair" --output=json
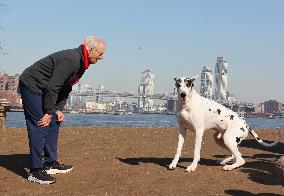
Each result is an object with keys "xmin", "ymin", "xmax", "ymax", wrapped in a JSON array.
[{"xmin": 83, "ymin": 35, "xmax": 105, "ymax": 50}]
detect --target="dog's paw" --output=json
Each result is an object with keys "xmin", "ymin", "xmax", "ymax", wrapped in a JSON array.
[
  {"xmin": 223, "ymin": 161, "xmax": 245, "ymax": 171},
  {"xmin": 223, "ymin": 164, "xmax": 234, "ymax": 171},
  {"xmin": 185, "ymin": 164, "xmax": 197, "ymax": 172},
  {"xmin": 168, "ymin": 163, "xmax": 176, "ymax": 170}
]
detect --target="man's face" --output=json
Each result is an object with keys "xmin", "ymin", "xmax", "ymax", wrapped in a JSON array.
[{"xmin": 88, "ymin": 42, "xmax": 105, "ymax": 64}]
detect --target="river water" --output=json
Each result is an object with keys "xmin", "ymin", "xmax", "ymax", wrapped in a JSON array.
[{"xmin": 5, "ymin": 112, "xmax": 284, "ymax": 129}]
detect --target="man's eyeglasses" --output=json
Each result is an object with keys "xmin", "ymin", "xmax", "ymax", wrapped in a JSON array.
[{"xmin": 92, "ymin": 48, "xmax": 104, "ymax": 57}]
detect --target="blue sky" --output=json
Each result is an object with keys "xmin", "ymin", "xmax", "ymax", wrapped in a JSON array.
[{"xmin": 0, "ymin": 0, "xmax": 283, "ymax": 104}]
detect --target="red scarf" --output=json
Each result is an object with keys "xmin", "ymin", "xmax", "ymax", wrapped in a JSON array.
[{"xmin": 72, "ymin": 44, "xmax": 89, "ymax": 85}]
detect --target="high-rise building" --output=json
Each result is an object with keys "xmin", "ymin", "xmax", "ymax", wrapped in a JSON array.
[
  {"xmin": 72, "ymin": 82, "xmax": 81, "ymax": 92},
  {"xmin": 254, "ymin": 103, "xmax": 265, "ymax": 113},
  {"xmin": 67, "ymin": 82, "xmax": 95, "ymax": 109},
  {"xmin": 200, "ymin": 66, "xmax": 213, "ymax": 99},
  {"xmin": 96, "ymin": 85, "xmax": 104, "ymax": 103},
  {"xmin": 215, "ymin": 57, "xmax": 228, "ymax": 102},
  {"xmin": 263, "ymin": 100, "xmax": 282, "ymax": 113},
  {"xmin": 167, "ymin": 99, "xmax": 177, "ymax": 113},
  {"xmin": 138, "ymin": 69, "xmax": 154, "ymax": 111}
]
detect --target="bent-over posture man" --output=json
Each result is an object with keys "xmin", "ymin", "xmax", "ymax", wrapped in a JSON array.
[{"xmin": 19, "ymin": 35, "xmax": 106, "ymax": 184}]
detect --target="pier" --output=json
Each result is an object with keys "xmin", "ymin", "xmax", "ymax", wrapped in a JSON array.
[{"xmin": 0, "ymin": 100, "xmax": 10, "ymax": 128}]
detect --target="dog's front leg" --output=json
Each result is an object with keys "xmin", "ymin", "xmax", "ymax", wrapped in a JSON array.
[
  {"xmin": 186, "ymin": 128, "xmax": 204, "ymax": 172},
  {"xmin": 169, "ymin": 127, "xmax": 186, "ymax": 170}
]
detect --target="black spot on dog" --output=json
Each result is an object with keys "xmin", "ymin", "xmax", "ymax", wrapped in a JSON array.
[
  {"xmin": 230, "ymin": 115, "xmax": 234, "ymax": 120},
  {"xmin": 236, "ymin": 137, "xmax": 241, "ymax": 143},
  {"xmin": 240, "ymin": 127, "xmax": 245, "ymax": 132},
  {"xmin": 175, "ymin": 79, "xmax": 182, "ymax": 88},
  {"xmin": 185, "ymin": 78, "xmax": 194, "ymax": 88},
  {"xmin": 209, "ymin": 108, "xmax": 211, "ymax": 111},
  {"xmin": 221, "ymin": 120, "xmax": 223, "ymax": 121},
  {"xmin": 217, "ymin": 109, "xmax": 221, "ymax": 115}
]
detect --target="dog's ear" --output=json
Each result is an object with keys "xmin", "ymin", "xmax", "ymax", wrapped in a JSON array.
[
  {"xmin": 190, "ymin": 75, "xmax": 199, "ymax": 82},
  {"xmin": 187, "ymin": 75, "xmax": 199, "ymax": 87},
  {"xmin": 174, "ymin": 77, "xmax": 181, "ymax": 88},
  {"xmin": 173, "ymin": 77, "xmax": 177, "ymax": 82}
]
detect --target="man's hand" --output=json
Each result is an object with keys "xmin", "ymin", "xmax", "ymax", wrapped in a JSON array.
[
  {"xmin": 56, "ymin": 111, "xmax": 65, "ymax": 123},
  {"xmin": 38, "ymin": 114, "xmax": 52, "ymax": 127}
]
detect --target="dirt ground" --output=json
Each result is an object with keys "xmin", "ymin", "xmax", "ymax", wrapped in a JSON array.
[{"xmin": 0, "ymin": 127, "xmax": 283, "ymax": 195}]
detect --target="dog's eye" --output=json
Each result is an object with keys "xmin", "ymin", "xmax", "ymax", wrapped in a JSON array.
[
  {"xmin": 185, "ymin": 79, "xmax": 193, "ymax": 88},
  {"xmin": 175, "ymin": 79, "xmax": 181, "ymax": 88},
  {"xmin": 175, "ymin": 83, "xmax": 181, "ymax": 88}
]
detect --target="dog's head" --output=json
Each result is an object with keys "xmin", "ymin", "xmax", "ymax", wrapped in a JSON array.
[{"xmin": 174, "ymin": 76, "xmax": 198, "ymax": 103}]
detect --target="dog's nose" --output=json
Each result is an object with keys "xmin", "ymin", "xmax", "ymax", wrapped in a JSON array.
[{"xmin": 180, "ymin": 92, "xmax": 187, "ymax": 98}]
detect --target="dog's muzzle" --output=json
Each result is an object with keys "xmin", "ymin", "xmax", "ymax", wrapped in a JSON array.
[{"xmin": 180, "ymin": 92, "xmax": 187, "ymax": 102}]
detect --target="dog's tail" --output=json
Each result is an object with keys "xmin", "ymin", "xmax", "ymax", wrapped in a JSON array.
[{"xmin": 248, "ymin": 127, "xmax": 281, "ymax": 147}]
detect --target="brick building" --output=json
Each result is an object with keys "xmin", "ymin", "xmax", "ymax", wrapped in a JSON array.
[{"xmin": 0, "ymin": 72, "xmax": 22, "ymax": 108}]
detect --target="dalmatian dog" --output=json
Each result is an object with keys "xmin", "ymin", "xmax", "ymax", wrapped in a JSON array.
[{"xmin": 169, "ymin": 76, "xmax": 281, "ymax": 172}]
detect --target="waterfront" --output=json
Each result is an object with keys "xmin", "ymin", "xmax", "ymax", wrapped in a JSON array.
[{"xmin": 5, "ymin": 112, "xmax": 284, "ymax": 129}]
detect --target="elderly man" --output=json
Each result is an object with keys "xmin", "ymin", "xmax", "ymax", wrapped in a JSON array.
[{"xmin": 19, "ymin": 35, "xmax": 106, "ymax": 184}]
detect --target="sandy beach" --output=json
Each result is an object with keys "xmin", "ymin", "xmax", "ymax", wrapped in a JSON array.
[{"xmin": 0, "ymin": 127, "xmax": 283, "ymax": 195}]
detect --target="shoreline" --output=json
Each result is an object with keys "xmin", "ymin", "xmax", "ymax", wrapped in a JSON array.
[
  {"xmin": 7, "ymin": 110, "xmax": 284, "ymax": 119},
  {"xmin": 5, "ymin": 112, "xmax": 284, "ymax": 129}
]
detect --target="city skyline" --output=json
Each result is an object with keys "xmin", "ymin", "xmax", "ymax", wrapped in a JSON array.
[{"xmin": 0, "ymin": 0, "xmax": 284, "ymax": 104}]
